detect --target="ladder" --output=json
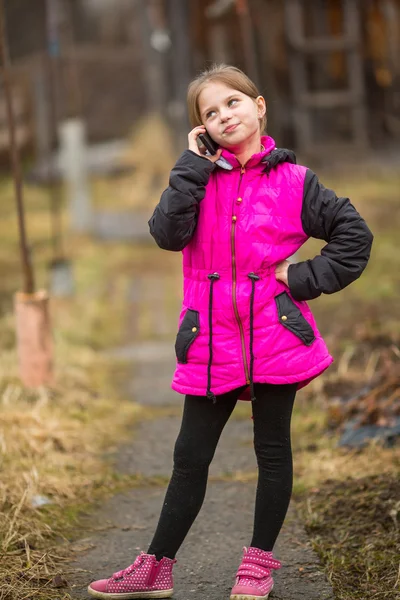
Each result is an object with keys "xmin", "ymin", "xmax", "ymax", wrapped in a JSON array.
[{"xmin": 284, "ymin": 0, "xmax": 368, "ymax": 155}]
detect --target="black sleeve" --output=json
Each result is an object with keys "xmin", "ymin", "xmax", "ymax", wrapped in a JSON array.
[
  {"xmin": 287, "ymin": 169, "xmax": 374, "ymax": 301},
  {"xmin": 148, "ymin": 149, "xmax": 215, "ymax": 251}
]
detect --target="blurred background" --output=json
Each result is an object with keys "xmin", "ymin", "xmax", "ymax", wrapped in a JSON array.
[
  {"xmin": 0, "ymin": 3, "xmax": 400, "ymax": 599},
  {"xmin": 3, "ymin": 0, "xmax": 400, "ymax": 161}
]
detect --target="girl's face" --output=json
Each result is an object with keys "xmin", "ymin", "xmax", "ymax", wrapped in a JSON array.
[{"xmin": 198, "ymin": 81, "xmax": 266, "ymax": 149}]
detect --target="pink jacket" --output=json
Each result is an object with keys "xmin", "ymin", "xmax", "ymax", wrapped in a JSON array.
[{"xmin": 149, "ymin": 135, "xmax": 373, "ymax": 402}]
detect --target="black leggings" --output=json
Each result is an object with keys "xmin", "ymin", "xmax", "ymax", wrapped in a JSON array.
[{"xmin": 147, "ymin": 382, "xmax": 297, "ymax": 560}]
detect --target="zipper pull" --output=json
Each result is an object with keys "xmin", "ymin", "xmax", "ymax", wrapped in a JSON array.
[{"xmin": 241, "ymin": 166, "xmax": 246, "ymax": 174}]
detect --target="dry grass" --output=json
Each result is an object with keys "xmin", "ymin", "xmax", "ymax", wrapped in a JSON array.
[
  {"xmin": 292, "ymin": 396, "xmax": 400, "ymax": 599},
  {"xmin": 0, "ymin": 125, "xmax": 163, "ymax": 598},
  {"xmin": 0, "ymin": 113, "xmax": 182, "ymax": 600},
  {"xmin": 0, "ymin": 353, "xmax": 141, "ymax": 600},
  {"xmin": 299, "ymin": 475, "xmax": 400, "ymax": 599},
  {"xmin": 291, "ymin": 165, "xmax": 400, "ymax": 599},
  {"xmin": 223, "ymin": 383, "xmax": 400, "ymax": 599},
  {"xmin": 0, "ymin": 317, "xmax": 143, "ymax": 599},
  {"xmin": 229, "ymin": 164, "xmax": 400, "ymax": 598}
]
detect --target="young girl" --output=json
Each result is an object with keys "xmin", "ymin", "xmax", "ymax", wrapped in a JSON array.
[{"xmin": 88, "ymin": 64, "xmax": 373, "ymax": 600}]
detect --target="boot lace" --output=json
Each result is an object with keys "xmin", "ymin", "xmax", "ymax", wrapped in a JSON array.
[{"xmin": 112, "ymin": 552, "xmax": 146, "ymax": 581}]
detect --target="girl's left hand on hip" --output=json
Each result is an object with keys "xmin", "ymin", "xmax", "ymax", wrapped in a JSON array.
[{"xmin": 275, "ymin": 260, "xmax": 290, "ymax": 286}]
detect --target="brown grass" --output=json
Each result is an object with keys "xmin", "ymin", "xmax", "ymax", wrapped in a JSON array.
[
  {"xmin": 292, "ymin": 164, "xmax": 400, "ymax": 599},
  {"xmin": 0, "ymin": 146, "xmax": 154, "ymax": 598},
  {"xmin": 230, "ymin": 163, "xmax": 400, "ymax": 598},
  {"xmin": 0, "ymin": 325, "xmax": 143, "ymax": 599}
]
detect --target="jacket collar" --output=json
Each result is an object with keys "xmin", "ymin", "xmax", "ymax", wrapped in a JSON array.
[
  {"xmin": 261, "ymin": 147, "xmax": 297, "ymax": 175},
  {"xmin": 215, "ymin": 135, "xmax": 296, "ymax": 172}
]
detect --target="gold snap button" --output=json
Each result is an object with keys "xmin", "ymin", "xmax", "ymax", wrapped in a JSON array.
[
  {"xmin": 281, "ymin": 315, "xmax": 288, "ymax": 321},
  {"xmin": 232, "ymin": 215, "xmax": 237, "ymax": 222},
  {"xmin": 192, "ymin": 327, "xmax": 197, "ymax": 332},
  {"xmin": 237, "ymin": 197, "xmax": 242, "ymax": 203}
]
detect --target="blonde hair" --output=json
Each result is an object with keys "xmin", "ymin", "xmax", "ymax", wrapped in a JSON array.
[{"xmin": 187, "ymin": 64, "xmax": 267, "ymax": 133}]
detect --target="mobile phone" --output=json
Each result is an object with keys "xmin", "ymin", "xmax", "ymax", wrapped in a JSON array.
[
  {"xmin": 198, "ymin": 132, "xmax": 219, "ymax": 155},
  {"xmin": 196, "ymin": 130, "xmax": 233, "ymax": 171}
]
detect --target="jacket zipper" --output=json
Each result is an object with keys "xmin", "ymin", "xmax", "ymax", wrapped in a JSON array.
[{"xmin": 231, "ymin": 165, "xmax": 250, "ymax": 384}]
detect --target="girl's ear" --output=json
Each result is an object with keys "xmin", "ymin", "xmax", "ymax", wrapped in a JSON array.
[{"xmin": 256, "ymin": 95, "xmax": 266, "ymax": 118}]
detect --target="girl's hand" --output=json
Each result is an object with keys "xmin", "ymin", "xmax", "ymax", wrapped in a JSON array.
[
  {"xmin": 275, "ymin": 260, "xmax": 290, "ymax": 286},
  {"xmin": 188, "ymin": 126, "xmax": 223, "ymax": 163}
]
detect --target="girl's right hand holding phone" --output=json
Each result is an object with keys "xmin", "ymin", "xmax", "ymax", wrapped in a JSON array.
[{"xmin": 188, "ymin": 126, "xmax": 223, "ymax": 163}]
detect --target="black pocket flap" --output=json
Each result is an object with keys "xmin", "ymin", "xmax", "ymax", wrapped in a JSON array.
[
  {"xmin": 175, "ymin": 309, "xmax": 200, "ymax": 364},
  {"xmin": 275, "ymin": 292, "xmax": 315, "ymax": 346}
]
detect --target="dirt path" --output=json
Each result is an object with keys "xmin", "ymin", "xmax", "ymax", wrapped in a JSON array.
[{"xmin": 66, "ymin": 335, "xmax": 334, "ymax": 599}]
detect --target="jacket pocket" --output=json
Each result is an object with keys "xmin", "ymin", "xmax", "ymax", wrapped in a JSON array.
[
  {"xmin": 175, "ymin": 309, "xmax": 200, "ymax": 363},
  {"xmin": 275, "ymin": 292, "xmax": 315, "ymax": 346}
]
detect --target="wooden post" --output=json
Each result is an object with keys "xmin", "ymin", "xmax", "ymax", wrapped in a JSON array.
[
  {"xmin": 59, "ymin": 117, "xmax": 92, "ymax": 232},
  {"xmin": 14, "ymin": 290, "xmax": 54, "ymax": 387}
]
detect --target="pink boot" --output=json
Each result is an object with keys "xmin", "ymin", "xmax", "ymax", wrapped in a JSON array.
[
  {"xmin": 230, "ymin": 546, "xmax": 282, "ymax": 600},
  {"xmin": 87, "ymin": 551, "xmax": 177, "ymax": 598}
]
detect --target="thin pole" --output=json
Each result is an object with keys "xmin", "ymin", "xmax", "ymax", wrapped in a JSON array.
[
  {"xmin": 46, "ymin": 0, "xmax": 63, "ymax": 260},
  {"xmin": 0, "ymin": 0, "xmax": 35, "ymax": 294}
]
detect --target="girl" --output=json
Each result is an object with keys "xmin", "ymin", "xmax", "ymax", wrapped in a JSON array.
[{"xmin": 88, "ymin": 64, "xmax": 373, "ymax": 600}]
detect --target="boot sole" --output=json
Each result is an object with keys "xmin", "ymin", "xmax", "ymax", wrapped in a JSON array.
[
  {"xmin": 230, "ymin": 583, "xmax": 273, "ymax": 600},
  {"xmin": 230, "ymin": 595, "xmax": 271, "ymax": 600},
  {"xmin": 87, "ymin": 586, "xmax": 173, "ymax": 599}
]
